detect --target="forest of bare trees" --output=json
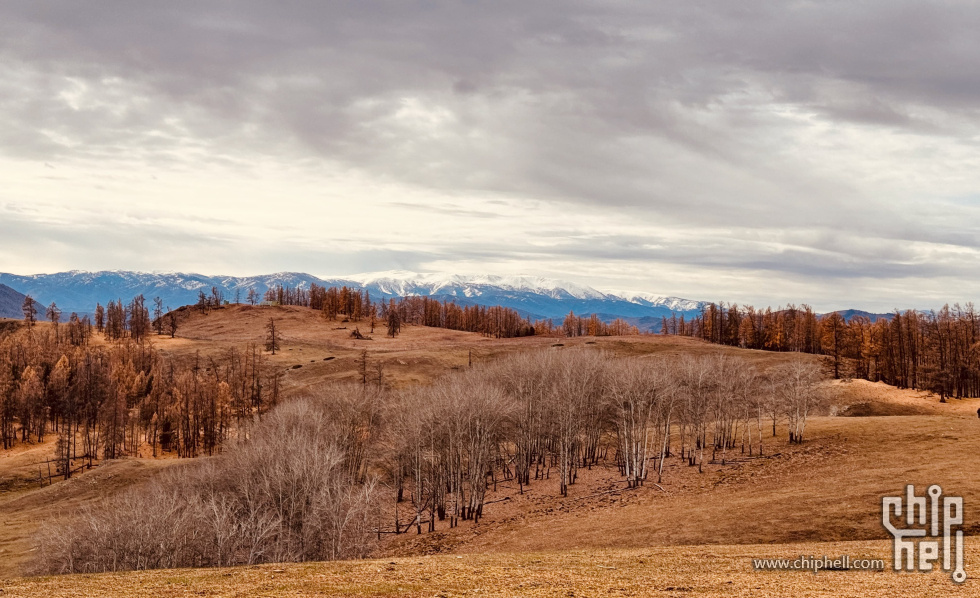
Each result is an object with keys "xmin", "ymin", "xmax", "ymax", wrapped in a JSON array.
[
  {"xmin": 0, "ymin": 279, "xmax": 646, "ymax": 473},
  {"xmin": 0, "ymin": 297, "xmax": 281, "ymax": 477},
  {"xmin": 401, "ymin": 350, "xmax": 823, "ymax": 538},
  {"xmin": 387, "ymin": 349, "xmax": 824, "ymax": 533},
  {"xmin": 33, "ymin": 347, "xmax": 827, "ymax": 574},
  {"xmin": 662, "ymin": 302, "xmax": 980, "ymax": 400}
]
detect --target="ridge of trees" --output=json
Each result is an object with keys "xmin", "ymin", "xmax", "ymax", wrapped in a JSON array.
[
  {"xmin": 251, "ymin": 282, "xmax": 639, "ymax": 338},
  {"xmin": 661, "ymin": 302, "xmax": 980, "ymax": 400}
]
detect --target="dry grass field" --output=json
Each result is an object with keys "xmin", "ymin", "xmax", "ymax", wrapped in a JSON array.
[
  {"xmin": 2, "ymin": 541, "xmax": 975, "ymax": 597},
  {"xmin": 2, "ymin": 305, "xmax": 978, "ymax": 595}
]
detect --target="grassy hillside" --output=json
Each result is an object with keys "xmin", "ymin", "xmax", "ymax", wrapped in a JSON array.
[
  {"xmin": 2, "ymin": 305, "xmax": 977, "ymax": 594},
  {"xmin": 2, "ymin": 540, "xmax": 974, "ymax": 597}
]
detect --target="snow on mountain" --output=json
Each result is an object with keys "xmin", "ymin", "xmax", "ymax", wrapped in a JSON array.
[
  {"xmin": 347, "ymin": 271, "xmax": 608, "ymax": 301},
  {"xmin": 0, "ymin": 270, "xmax": 706, "ymax": 329},
  {"xmin": 603, "ymin": 290, "xmax": 706, "ymax": 312}
]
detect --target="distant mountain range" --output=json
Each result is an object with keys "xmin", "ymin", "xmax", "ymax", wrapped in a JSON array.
[
  {"xmin": 0, "ymin": 270, "xmax": 911, "ymax": 332},
  {"xmin": 0, "ymin": 270, "xmax": 707, "ymax": 331},
  {"xmin": 831, "ymin": 309, "xmax": 894, "ymax": 323}
]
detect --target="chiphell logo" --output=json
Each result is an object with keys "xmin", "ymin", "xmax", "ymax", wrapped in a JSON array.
[{"xmin": 882, "ymin": 484, "xmax": 966, "ymax": 583}]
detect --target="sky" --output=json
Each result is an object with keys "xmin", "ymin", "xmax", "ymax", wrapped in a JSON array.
[{"xmin": 1, "ymin": 1, "xmax": 979, "ymax": 312}]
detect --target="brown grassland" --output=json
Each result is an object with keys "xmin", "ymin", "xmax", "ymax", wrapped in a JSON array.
[{"xmin": 1, "ymin": 304, "xmax": 978, "ymax": 596}]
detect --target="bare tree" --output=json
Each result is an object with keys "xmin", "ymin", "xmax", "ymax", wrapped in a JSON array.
[
  {"xmin": 493, "ymin": 352, "xmax": 553, "ymax": 492},
  {"xmin": 94, "ymin": 303, "xmax": 105, "ymax": 333},
  {"xmin": 166, "ymin": 308, "xmax": 179, "ymax": 338},
  {"xmin": 607, "ymin": 357, "xmax": 675, "ymax": 488},
  {"xmin": 22, "ymin": 295, "xmax": 37, "ymax": 328},
  {"xmin": 153, "ymin": 297, "xmax": 164, "ymax": 335},
  {"xmin": 265, "ymin": 318, "xmax": 281, "ymax": 355},
  {"xmin": 46, "ymin": 302, "xmax": 61, "ymax": 341},
  {"xmin": 678, "ymin": 355, "xmax": 716, "ymax": 472},
  {"xmin": 549, "ymin": 349, "xmax": 606, "ymax": 496},
  {"xmin": 777, "ymin": 357, "xmax": 826, "ymax": 444}
]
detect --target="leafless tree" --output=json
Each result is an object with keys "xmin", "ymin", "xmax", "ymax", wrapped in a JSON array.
[
  {"xmin": 678, "ymin": 355, "xmax": 716, "ymax": 472},
  {"xmin": 607, "ymin": 357, "xmax": 675, "ymax": 487},
  {"xmin": 153, "ymin": 297, "xmax": 164, "ymax": 335},
  {"xmin": 46, "ymin": 302, "xmax": 61, "ymax": 340},
  {"xmin": 265, "ymin": 318, "xmax": 281, "ymax": 354},
  {"xmin": 22, "ymin": 295, "xmax": 37, "ymax": 328},
  {"xmin": 386, "ymin": 299, "xmax": 401, "ymax": 338},
  {"xmin": 548, "ymin": 349, "xmax": 606, "ymax": 496},
  {"xmin": 777, "ymin": 357, "xmax": 827, "ymax": 443},
  {"xmin": 166, "ymin": 308, "xmax": 179, "ymax": 338}
]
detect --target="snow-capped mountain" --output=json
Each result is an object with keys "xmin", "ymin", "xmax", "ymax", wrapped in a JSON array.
[
  {"xmin": 603, "ymin": 290, "xmax": 706, "ymax": 313},
  {"xmin": 348, "ymin": 271, "xmax": 609, "ymax": 301},
  {"xmin": 0, "ymin": 270, "xmax": 708, "ymax": 329}
]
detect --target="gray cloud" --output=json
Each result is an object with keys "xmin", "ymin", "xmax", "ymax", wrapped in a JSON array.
[{"xmin": 1, "ymin": 2, "xmax": 979, "ymax": 309}]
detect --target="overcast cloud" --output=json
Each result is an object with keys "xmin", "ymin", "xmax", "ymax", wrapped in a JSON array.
[{"xmin": 1, "ymin": 1, "xmax": 979, "ymax": 311}]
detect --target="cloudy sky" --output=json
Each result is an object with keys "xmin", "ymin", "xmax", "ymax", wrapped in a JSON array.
[{"xmin": 1, "ymin": 2, "xmax": 979, "ymax": 311}]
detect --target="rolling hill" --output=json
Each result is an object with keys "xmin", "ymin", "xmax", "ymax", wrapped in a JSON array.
[{"xmin": 2, "ymin": 305, "xmax": 977, "ymax": 596}]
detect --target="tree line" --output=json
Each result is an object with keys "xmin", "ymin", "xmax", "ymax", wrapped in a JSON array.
[
  {"xmin": 250, "ymin": 283, "xmax": 639, "ymax": 339},
  {"xmin": 662, "ymin": 302, "xmax": 980, "ymax": 399}
]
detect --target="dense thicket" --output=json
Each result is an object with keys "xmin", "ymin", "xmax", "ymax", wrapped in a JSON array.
[
  {"xmin": 664, "ymin": 302, "xmax": 980, "ymax": 399},
  {"xmin": 35, "ymin": 391, "xmax": 380, "ymax": 574}
]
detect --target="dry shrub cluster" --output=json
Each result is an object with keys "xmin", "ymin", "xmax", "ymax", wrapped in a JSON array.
[{"xmin": 34, "ymin": 387, "xmax": 380, "ymax": 574}]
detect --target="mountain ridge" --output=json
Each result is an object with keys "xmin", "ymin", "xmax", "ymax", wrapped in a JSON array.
[
  {"xmin": 0, "ymin": 283, "xmax": 30, "ymax": 319},
  {"xmin": 0, "ymin": 270, "xmax": 706, "ymax": 330}
]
